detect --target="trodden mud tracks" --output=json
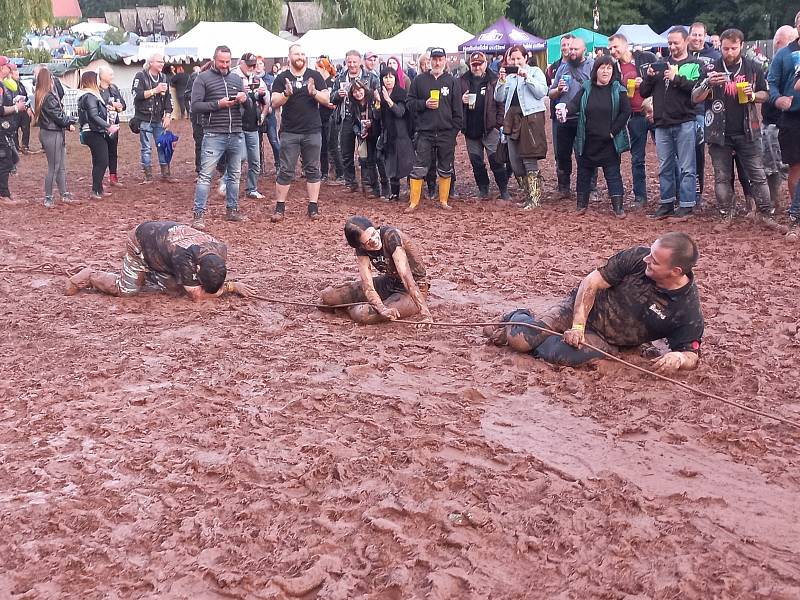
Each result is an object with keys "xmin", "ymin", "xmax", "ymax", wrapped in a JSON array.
[{"xmin": 1, "ymin": 120, "xmax": 799, "ymax": 598}]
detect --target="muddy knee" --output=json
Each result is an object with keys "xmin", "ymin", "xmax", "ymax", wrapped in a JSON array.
[{"xmin": 348, "ymin": 304, "xmax": 381, "ymax": 324}]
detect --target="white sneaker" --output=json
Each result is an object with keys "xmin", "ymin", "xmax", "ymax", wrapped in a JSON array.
[
  {"xmin": 247, "ymin": 191, "xmax": 265, "ymax": 199},
  {"xmin": 217, "ymin": 181, "xmax": 226, "ymax": 197}
]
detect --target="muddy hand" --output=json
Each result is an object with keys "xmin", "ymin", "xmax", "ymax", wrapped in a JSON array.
[
  {"xmin": 652, "ymin": 352, "xmax": 684, "ymax": 374},
  {"xmin": 233, "ymin": 282, "xmax": 255, "ymax": 297},
  {"xmin": 563, "ymin": 328, "xmax": 584, "ymax": 348}
]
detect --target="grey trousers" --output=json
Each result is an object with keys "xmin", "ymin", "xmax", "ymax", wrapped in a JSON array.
[{"xmin": 39, "ymin": 128, "xmax": 67, "ymax": 197}]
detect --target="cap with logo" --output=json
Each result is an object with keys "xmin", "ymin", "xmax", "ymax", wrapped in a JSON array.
[
  {"xmin": 429, "ymin": 47, "xmax": 446, "ymax": 58},
  {"xmin": 240, "ymin": 52, "xmax": 257, "ymax": 66},
  {"xmin": 365, "ymin": 51, "xmax": 378, "ymax": 60},
  {"xmin": 469, "ymin": 51, "xmax": 486, "ymax": 64}
]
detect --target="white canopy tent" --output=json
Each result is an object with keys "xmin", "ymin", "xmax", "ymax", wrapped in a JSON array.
[
  {"xmin": 296, "ymin": 28, "xmax": 376, "ymax": 59},
  {"xmin": 374, "ymin": 23, "xmax": 473, "ymax": 55},
  {"xmin": 165, "ymin": 21, "xmax": 291, "ymax": 61},
  {"xmin": 70, "ymin": 22, "xmax": 116, "ymax": 36}
]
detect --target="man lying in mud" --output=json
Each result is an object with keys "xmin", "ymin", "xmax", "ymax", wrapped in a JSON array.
[
  {"xmin": 319, "ymin": 216, "xmax": 433, "ymax": 324},
  {"xmin": 65, "ymin": 220, "xmax": 253, "ymax": 301},
  {"xmin": 484, "ymin": 232, "xmax": 704, "ymax": 374}
]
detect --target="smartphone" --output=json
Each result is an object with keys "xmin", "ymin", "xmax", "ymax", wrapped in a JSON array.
[
  {"xmin": 505, "ymin": 66, "xmax": 519, "ymax": 75},
  {"xmin": 651, "ymin": 62, "xmax": 668, "ymax": 74},
  {"xmin": 228, "ymin": 95, "xmax": 239, "ymax": 101},
  {"xmin": 248, "ymin": 83, "xmax": 260, "ymax": 90}
]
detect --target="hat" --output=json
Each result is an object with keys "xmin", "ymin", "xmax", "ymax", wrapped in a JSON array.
[
  {"xmin": 469, "ymin": 51, "xmax": 486, "ymax": 64},
  {"xmin": 365, "ymin": 51, "xmax": 378, "ymax": 59},
  {"xmin": 240, "ymin": 52, "xmax": 257, "ymax": 66},
  {"xmin": 0, "ymin": 56, "xmax": 9, "ymax": 67},
  {"xmin": 429, "ymin": 47, "xmax": 446, "ymax": 58}
]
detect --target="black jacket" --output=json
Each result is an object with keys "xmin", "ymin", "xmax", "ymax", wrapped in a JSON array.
[
  {"xmin": 408, "ymin": 71, "xmax": 464, "ymax": 132},
  {"xmin": 37, "ymin": 91, "xmax": 75, "ymax": 130},
  {"xmin": 378, "ymin": 85, "xmax": 412, "ymax": 144},
  {"xmin": 190, "ymin": 67, "xmax": 245, "ymax": 133},
  {"xmin": 459, "ymin": 70, "xmax": 503, "ymax": 136},
  {"xmin": 78, "ymin": 93, "xmax": 110, "ymax": 133},
  {"xmin": 639, "ymin": 56, "xmax": 701, "ymax": 128},
  {"xmin": 100, "ymin": 84, "xmax": 126, "ymax": 125},
  {"xmin": 132, "ymin": 69, "xmax": 173, "ymax": 122},
  {"xmin": 331, "ymin": 68, "xmax": 379, "ymax": 122}
]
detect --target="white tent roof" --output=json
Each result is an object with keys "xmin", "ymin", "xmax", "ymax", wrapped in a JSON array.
[
  {"xmin": 70, "ymin": 22, "xmax": 116, "ymax": 36},
  {"xmin": 165, "ymin": 21, "xmax": 291, "ymax": 60},
  {"xmin": 374, "ymin": 23, "xmax": 473, "ymax": 55},
  {"xmin": 296, "ymin": 28, "xmax": 376, "ymax": 59}
]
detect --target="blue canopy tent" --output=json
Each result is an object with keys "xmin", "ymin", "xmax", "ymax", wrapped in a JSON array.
[
  {"xmin": 459, "ymin": 16, "xmax": 546, "ymax": 53},
  {"xmin": 615, "ymin": 24, "xmax": 668, "ymax": 48},
  {"xmin": 546, "ymin": 28, "xmax": 609, "ymax": 63}
]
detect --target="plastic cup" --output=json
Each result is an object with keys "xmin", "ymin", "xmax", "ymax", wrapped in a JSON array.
[
  {"xmin": 626, "ymin": 79, "xmax": 636, "ymax": 97},
  {"xmin": 429, "ymin": 89, "xmax": 440, "ymax": 101},
  {"xmin": 561, "ymin": 74, "xmax": 572, "ymax": 86},
  {"xmin": 736, "ymin": 81, "xmax": 750, "ymax": 104},
  {"xmin": 555, "ymin": 102, "xmax": 567, "ymax": 123},
  {"xmin": 467, "ymin": 93, "xmax": 477, "ymax": 109}
]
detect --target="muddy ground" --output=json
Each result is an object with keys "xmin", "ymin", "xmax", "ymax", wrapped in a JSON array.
[{"xmin": 1, "ymin": 118, "xmax": 799, "ymax": 599}]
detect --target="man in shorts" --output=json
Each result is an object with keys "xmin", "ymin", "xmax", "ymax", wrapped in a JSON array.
[
  {"xmin": 319, "ymin": 216, "xmax": 433, "ymax": 324},
  {"xmin": 484, "ymin": 232, "xmax": 704, "ymax": 374},
  {"xmin": 65, "ymin": 221, "xmax": 253, "ymax": 301}
]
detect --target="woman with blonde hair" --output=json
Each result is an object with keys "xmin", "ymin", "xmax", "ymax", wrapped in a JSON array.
[
  {"xmin": 78, "ymin": 71, "xmax": 119, "ymax": 199},
  {"xmin": 33, "ymin": 66, "xmax": 77, "ymax": 207}
]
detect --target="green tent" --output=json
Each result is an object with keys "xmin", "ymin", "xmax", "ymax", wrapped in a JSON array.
[{"xmin": 547, "ymin": 27, "xmax": 609, "ymax": 63}]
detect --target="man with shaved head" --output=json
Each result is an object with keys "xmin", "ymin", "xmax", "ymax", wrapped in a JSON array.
[{"xmin": 132, "ymin": 53, "xmax": 173, "ymax": 182}]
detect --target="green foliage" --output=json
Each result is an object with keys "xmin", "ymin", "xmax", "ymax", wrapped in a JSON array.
[
  {"xmin": 180, "ymin": 0, "xmax": 283, "ymax": 33},
  {"xmin": 318, "ymin": 0, "xmax": 508, "ymax": 39},
  {"xmin": 0, "ymin": 0, "xmax": 53, "ymax": 48},
  {"xmin": 103, "ymin": 27, "xmax": 128, "ymax": 45},
  {"xmin": 3, "ymin": 47, "xmax": 53, "ymax": 64}
]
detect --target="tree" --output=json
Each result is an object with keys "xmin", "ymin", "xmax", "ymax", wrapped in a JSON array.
[
  {"xmin": 523, "ymin": 0, "xmax": 591, "ymax": 39},
  {"xmin": 318, "ymin": 0, "xmax": 508, "ymax": 39},
  {"xmin": 180, "ymin": 0, "xmax": 283, "ymax": 33},
  {"xmin": 0, "ymin": 0, "xmax": 52, "ymax": 49}
]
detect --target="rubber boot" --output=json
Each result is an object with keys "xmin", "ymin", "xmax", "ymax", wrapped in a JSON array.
[
  {"xmin": 406, "ymin": 178, "xmax": 423, "ymax": 213},
  {"xmin": 388, "ymin": 180, "xmax": 400, "ymax": 201},
  {"xmin": 522, "ymin": 171, "xmax": 541, "ymax": 209},
  {"xmin": 141, "ymin": 166, "xmax": 153, "ymax": 184},
  {"xmin": 437, "ymin": 176, "xmax": 452, "ymax": 210},
  {"xmin": 65, "ymin": 267, "xmax": 95, "ymax": 296},
  {"xmin": 767, "ymin": 172, "xmax": 782, "ymax": 213},
  {"xmin": 89, "ymin": 272, "xmax": 121, "ymax": 296},
  {"xmin": 576, "ymin": 192, "xmax": 590, "ymax": 215},
  {"xmin": 611, "ymin": 195, "xmax": 626, "ymax": 219}
]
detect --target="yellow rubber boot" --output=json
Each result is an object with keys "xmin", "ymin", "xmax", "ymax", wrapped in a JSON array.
[
  {"xmin": 438, "ymin": 176, "xmax": 452, "ymax": 210},
  {"xmin": 405, "ymin": 178, "xmax": 424, "ymax": 213}
]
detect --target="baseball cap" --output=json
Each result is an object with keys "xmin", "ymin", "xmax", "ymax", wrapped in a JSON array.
[
  {"xmin": 429, "ymin": 47, "xmax": 446, "ymax": 58},
  {"xmin": 365, "ymin": 50, "xmax": 378, "ymax": 60},
  {"xmin": 469, "ymin": 51, "xmax": 486, "ymax": 64},
  {"xmin": 240, "ymin": 52, "xmax": 257, "ymax": 66}
]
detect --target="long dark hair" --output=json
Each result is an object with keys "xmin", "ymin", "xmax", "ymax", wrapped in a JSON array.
[
  {"xmin": 33, "ymin": 67, "xmax": 53, "ymax": 126},
  {"xmin": 344, "ymin": 216, "xmax": 374, "ymax": 248}
]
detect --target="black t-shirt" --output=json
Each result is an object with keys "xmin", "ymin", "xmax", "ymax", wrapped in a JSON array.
[
  {"xmin": 581, "ymin": 246, "xmax": 704, "ymax": 352},
  {"xmin": 720, "ymin": 60, "xmax": 767, "ymax": 136},
  {"xmin": 355, "ymin": 226, "xmax": 427, "ymax": 282},
  {"xmin": 271, "ymin": 68, "xmax": 327, "ymax": 134},
  {"xmin": 135, "ymin": 221, "xmax": 227, "ymax": 287}
]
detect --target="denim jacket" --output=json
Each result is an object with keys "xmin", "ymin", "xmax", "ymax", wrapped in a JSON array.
[{"xmin": 494, "ymin": 65, "xmax": 548, "ymax": 116}]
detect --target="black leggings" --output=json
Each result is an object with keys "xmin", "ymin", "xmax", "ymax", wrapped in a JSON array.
[
  {"xmin": 84, "ymin": 131, "xmax": 109, "ymax": 194},
  {"xmin": 106, "ymin": 132, "xmax": 119, "ymax": 176}
]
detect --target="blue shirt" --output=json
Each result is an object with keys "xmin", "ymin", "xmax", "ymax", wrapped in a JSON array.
[{"xmin": 768, "ymin": 39, "xmax": 800, "ymax": 112}]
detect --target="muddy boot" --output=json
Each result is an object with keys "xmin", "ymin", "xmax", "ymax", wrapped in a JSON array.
[
  {"xmin": 89, "ymin": 272, "xmax": 121, "ymax": 295},
  {"xmin": 576, "ymin": 192, "xmax": 590, "ymax": 215},
  {"xmin": 65, "ymin": 267, "xmax": 95, "ymax": 296},
  {"xmin": 307, "ymin": 201, "xmax": 321, "ymax": 220},
  {"xmin": 192, "ymin": 209, "xmax": 206, "ymax": 230},
  {"xmin": 160, "ymin": 164, "xmax": 174, "ymax": 182},
  {"xmin": 767, "ymin": 172, "xmax": 782, "ymax": 213},
  {"xmin": 611, "ymin": 195, "xmax": 626, "ymax": 219},
  {"xmin": 44, "ymin": 195, "xmax": 55, "ymax": 209},
  {"xmin": 141, "ymin": 166, "xmax": 153, "ymax": 184},
  {"xmin": 109, "ymin": 174, "xmax": 122, "ymax": 187},
  {"xmin": 514, "ymin": 175, "xmax": 529, "ymax": 207},
  {"xmin": 271, "ymin": 201, "xmax": 286, "ymax": 223},
  {"xmin": 405, "ymin": 178, "xmax": 423, "ymax": 213},
  {"xmin": 225, "ymin": 207, "xmax": 248, "ymax": 222},
  {"xmin": 437, "ymin": 176, "xmax": 452, "ymax": 210},
  {"xmin": 522, "ymin": 171, "xmax": 541, "ymax": 209}
]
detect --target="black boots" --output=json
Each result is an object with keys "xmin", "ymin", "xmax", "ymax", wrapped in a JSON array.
[{"xmin": 611, "ymin": 195, "xmax": 626, "ymax": 219}]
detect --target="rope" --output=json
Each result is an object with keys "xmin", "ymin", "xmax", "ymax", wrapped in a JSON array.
[
  {"xmin": 389, "ymin": 318, "xmax": 800, "ymax": 430},
  {"xmin": 0, "ymin": 263, "xmax": 85, "ymax": 277},
  {"xmin": 251, "ymin": 293, "xmax": 367, "ymax": 310}
]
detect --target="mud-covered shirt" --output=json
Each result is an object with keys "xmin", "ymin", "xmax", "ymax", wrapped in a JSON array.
[
  {"xmin": 135, "ymin": 221, "xmax": 227, "ymax": 287},
  {"xmin": 355, "ymin": 226, "xmax": 427, "ymax": 282},
  {"xmin": 582, "ymin": 246, "xmax": 704, "ymax": 352}
]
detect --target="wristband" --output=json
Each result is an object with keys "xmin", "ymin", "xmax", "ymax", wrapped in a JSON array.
[
  {"xmin": 571, "ymin": 323, "xmax": 585, "ymax": 331},
  {"xmin": 224, "ymin": 281, "xmax": 235, "ymax": 293}
]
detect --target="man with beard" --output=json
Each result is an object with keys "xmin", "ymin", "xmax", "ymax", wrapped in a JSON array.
[
  {"xmin": 269, "ymin": 44, "xmax": 330, "ymax": 222},
  {"xmin": 545, "ymin": 34, "xmax": 574, "ymax": 157},
  {"xmin": 692, "ymin": 29, "xmax": 776, "ymax": 227},
  {"xmin": 549, "ymin": 37, "xmax": 594, "ymax": 199},
  {"xmin": 406, "ymin": 47, "xmax": 463, "ymax": 211},
  {"xmin": 640, "ymin": 28, "xmax": 701, "ymax": 219},
  {"xmin": 608, "ymin": 33, "xmax": 656, "ymax": 209},
  {"xmin": 189, "ymin": 45, "xmax": 248, "ymax": 229},
  {"xmin": 768, "ymin": 11, "xmax": 800, "ymax": 233},
  {"xmin": 688, "ymin": 22, "xmax": 721, "ymax": 203},
  {"xmin": 331, "ymin": 50, "xmax": 379, "ymax": 193},
  {"xmin": 132, "ymin": 53, "xmax": 173, "ymax": 182},
  {"xmin": 484, "ymin": 232, "xmax": 703, "ymax": 373},
  {"xmin": 459, "ymin": 51, "xmax": 509, "ymax": 200}
]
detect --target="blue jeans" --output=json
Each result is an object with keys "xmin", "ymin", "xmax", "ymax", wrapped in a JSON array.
[
  {"xmin": 654, "ymin": 121, "xmax": 697, "ymax": 207},
  {"xmin": 194, "ymin": 132, "xmax": 243, "ymax": 212},
  {"xmin": 628, "ymin": 114, "xmax": 649, "ymax": 200},
  {"xmin": 139, "ymin": 121, "xmax": 167, "ymax": 168},
  {"xmin": 241, "ymin": 130, "xmax": 260, "ymax": 194}
]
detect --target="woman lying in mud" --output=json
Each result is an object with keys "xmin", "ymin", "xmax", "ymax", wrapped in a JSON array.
[{"xmin": 319, "ymin": 216, "xmax": 433, "ymax": 324}]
